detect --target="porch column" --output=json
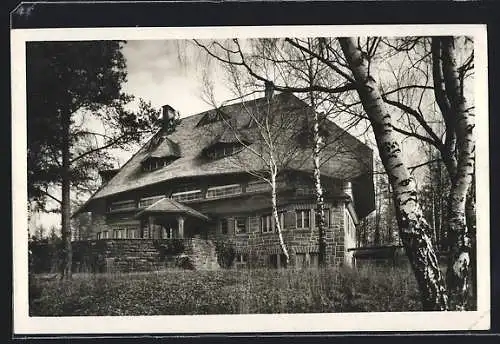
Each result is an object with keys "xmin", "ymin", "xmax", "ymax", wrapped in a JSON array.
[
  {"xmin": 177, "ymin": 215, "xmax": 185, "ymax": 239},
  {"xmin": 148, "ymin": 216, "xmax": 154, "ymax": 239}
]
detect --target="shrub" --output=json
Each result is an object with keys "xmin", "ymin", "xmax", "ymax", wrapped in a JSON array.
[
  {"xmin": 175, "ymin": 254, "xmax": 195, "ymax": 270},
  {"xmin": 214, "ymin": 241, "xmax": 236, "ymax": 269}
]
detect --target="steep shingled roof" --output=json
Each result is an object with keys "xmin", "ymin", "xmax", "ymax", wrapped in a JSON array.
[{"xmin": 82, "ymin": 93, "xmax": 373, "ymax": 208}]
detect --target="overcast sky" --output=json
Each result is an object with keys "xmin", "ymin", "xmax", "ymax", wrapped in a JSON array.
[
  {"xmin": 31, "ymin": 40, "xmax": 234, "ymax": 232},
  {"xmin": 121, "ymin": 40, "xmax": 233, "ymax": 117}
]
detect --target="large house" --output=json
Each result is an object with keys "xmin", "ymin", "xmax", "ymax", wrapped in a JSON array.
[{"xmin": 74, "ymin": 93, "xmax": 374, "ymax": 270}]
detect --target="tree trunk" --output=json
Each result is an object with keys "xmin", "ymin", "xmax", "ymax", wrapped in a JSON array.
[
  {"xmin": 374, "ymin": 188, "xmax": 382, "ymax": 246},
  {"xmin": 312, "ymin": 112, "xmax": 326, "ymax": 266},
  {"xmin": 60, "ymin": 111, "xmax": 72, "ymax": 279},
  {"xmin": 305, "ymin": 53, "xmax": 327, "ymax": 265},
  {"xmin": 271, "ymin": 165, "xmax": 289, "ymax": 265},
  {"xmin": 466, "ymin": 177, "xmax": 477, "ymax": 308},
  {"xmin": 441, "ymin": 36, "xmax": 475, "ymax": 311},
  {"xmin": 339, "ymin": 37, "xmax": 448, "ymax": 311}
]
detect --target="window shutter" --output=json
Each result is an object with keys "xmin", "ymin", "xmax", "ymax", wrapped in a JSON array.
[{"xmin": 284, "ymin": 210, "xmax": 296, "ymax": 229}]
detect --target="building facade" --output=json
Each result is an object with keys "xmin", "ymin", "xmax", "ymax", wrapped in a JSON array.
[{"xmin": 74, "ymin": 93, "xmax": 374, "ymax": 270}]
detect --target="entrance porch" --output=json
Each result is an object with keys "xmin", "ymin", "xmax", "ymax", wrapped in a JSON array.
[{"xmin": 134, "ymin": 198, "xmax": 211, "ymax": 240}]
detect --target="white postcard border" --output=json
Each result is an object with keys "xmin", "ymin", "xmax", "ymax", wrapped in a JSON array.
[{"xmin": 11, "ymin": 24, "xmax": 490, "ymax": 334}]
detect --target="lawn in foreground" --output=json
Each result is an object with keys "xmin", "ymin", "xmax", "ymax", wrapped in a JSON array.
[{"xmin": 29, "ymin": 266, "xmax": 422, "ymax": 316}]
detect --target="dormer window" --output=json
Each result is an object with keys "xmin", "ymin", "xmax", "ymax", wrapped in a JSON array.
[
  {"xmin": 197, "ymin": 110, "xmax": 230, "ymax": 127},
  {"xmin": 204, "ymin": 142, "xmax": 244, "ymax": 160},
  {"xmin": 141, "ymin": 156, "xmax": 178, "ymax": 172}
]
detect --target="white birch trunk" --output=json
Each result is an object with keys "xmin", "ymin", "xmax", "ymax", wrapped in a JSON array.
[
  {"xmin": 271, "ymin": 163, "xmax": 289, "ymax": 265},
  {"xmin": 440, "ymin": 37, "xmax": 475, "ymax": 310},
  {"xmin": 339, "ymin": 37, "xmax": 448, "ymax": 310},
  {"xmin": 313, "ymin": 117, "xmax": 327, "ymax": 265}
]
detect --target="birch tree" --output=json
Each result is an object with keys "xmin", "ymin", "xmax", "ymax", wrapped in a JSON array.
[
  {"xmin": 338, "ymin": 37, "xmax": 448, "ymax": 310},
  {"xmin": 197, "ymin": 57, "xmax": 309, "ymax": 263},
  {"xmin": 195, "ymin": 38, "xmax": 360, "ymax": 266},
  {"xmin": 195, "ymin": 35, "xmax": 475, "ymax": 310},
  {"xmin": 375, "ymin": 36, "xmax": 475, "ymax": 310}
]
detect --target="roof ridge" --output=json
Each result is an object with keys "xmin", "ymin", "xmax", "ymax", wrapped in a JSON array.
[
  {"xmin": 148, "ymin": 196, "xmax": 167, "ymax": 209},
  {"xmin": 180, "ymin": 92, "xmax": 297, "ymax": 121}
]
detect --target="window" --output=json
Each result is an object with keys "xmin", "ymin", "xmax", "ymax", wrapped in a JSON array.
[
  {"xmin": 102, "ymin": 231, "xmax": 109, "ymax": 239},
  {"xmin": 295, "ymin": 252, "xmax": 319, "ymax": 268},
  {"xmin": 262, "ymin": 213, "xmax": 285, "ymax": 233},
  {"xmin": 309, "ymin": 253, "xmax": 319, "ymax": 267},
  {"xmin": 234, "ymin": 217, "xmax": 247, "ymax": 234},
  {"xmin": 138, "ymin": 195, "xmax": 165, "ymax": 208},
  {"xmin": 127, "ymin": 229, "xmax": 139, "ymax": 239},
  {"xmin": 235, "ymin": 253, "xmax": 248, "ymax": 269},
  {"xmin": 296, "ymin": 185, "xmax": 312, "ymax": 196},
  {"xmin": 108, "ymin": 200, "xmax": 136, "ymax": 212},
  {"xmin": 345, "ymin": 209, "xmax": 355, "ymax": 239},
  {"xmin": 142, "ymin": 157, "xmax": 178, "ymax": 172},
  {"xmin": 295, "ymin": 253, "xmax": 306, "ymax": 268},
  {"xmin": 206, "ymin": 184, "xmax": 242, "ymax": 198},
  {"xmin": 269, "ymin": 253, "xmax": 288, "ymax": 269},
  {"xmin": 113, "ymin": 229, "xmax": 127, "ymax": 239},
  {"xmin": 315, "ymin": 208, "xmax": 330, "ymax": 227},
  {"xmin": 296, "ymin": 209, "xmax": 311, "ymax": 229},
  {"xmin": 278, "ymin": 212, "xmax": 285, "ymax": 231},
  {"xmin": 261, "ymin": 214, "xmax": 273, "ymax": 233},
  {"xmin": 246, "ymin": 180, "xmax": 271, "ymax": 193},
  {"xmin": 171, "ymin": 189, "xmax": 203, "ymax": 202},
  {"xmin": 205, "ymin": 143, "xmax": 244, "ymax": 160},
  {"xmin": 219, "ymin": 218, "xmax": 229, "ymax": 235}
]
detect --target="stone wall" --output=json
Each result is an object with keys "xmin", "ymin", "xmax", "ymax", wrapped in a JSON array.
[
  {"xmin": 188, "ymin": 237, "xmax": 219, "ymax": 270},
  {"xmin": 71, "ymin": 238, "xmax": 219, "ymax": 273}
]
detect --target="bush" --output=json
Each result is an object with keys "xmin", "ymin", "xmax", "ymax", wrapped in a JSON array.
[
  {"xmin": 28, "ymin": 238, "xmax": 63, "ymax": 273},
  {"xmin": 214, "ymin": 241, "xmax": 236, "ymax": 269},
  {"xmin": 175, "ymin": 254, "xmax": 195, "ymax": 270}
]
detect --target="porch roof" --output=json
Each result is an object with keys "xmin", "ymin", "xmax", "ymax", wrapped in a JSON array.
[{"xmin": 135, "ymin": 198, "xmax": 210, "ymax": 221}]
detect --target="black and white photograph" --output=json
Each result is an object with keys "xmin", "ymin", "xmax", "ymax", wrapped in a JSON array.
[{"xmin": 11, "ymin": 23, "xmax": 490, "ymax": 334}]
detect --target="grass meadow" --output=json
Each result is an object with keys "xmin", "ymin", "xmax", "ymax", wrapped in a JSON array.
[{"xmin": 29, "ymin": 265, "xmax": 424, "ymax": 316}]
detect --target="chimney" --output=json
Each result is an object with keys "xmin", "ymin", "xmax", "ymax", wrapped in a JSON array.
[
  {"xmin": 161, "ymin": 104, "xmax": 176, "ymax": 131},
  {"xmin": 264, "ymin": 80, "xmax": 274, "ymax": 102},
  {"xmin": 342, "ymin": 181, "xmax": 353, "ymax": 200}
]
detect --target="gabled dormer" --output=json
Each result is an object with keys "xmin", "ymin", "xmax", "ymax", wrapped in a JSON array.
[
  {"xmin": 203, "ymin": 141, "xmax": 244, "ymax": 160},
  {"xmin": 141, "ymin": 136, "xmax": 180, "ymax": 172},
  {"xmin": 202, "ymin": 127, "xmax": 252, "ymax": 160}
]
